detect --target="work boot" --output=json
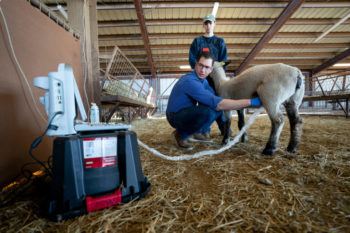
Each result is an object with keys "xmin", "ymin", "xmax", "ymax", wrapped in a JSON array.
[
  {"xmin": 172, "ymin": 130, "xmax": 193, "ymax": 150},
  {"xmin": 192, "ymin": 133, "xmax": 212, "ymax": 142}
]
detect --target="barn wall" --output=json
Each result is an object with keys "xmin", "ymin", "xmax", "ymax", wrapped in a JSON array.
[{"xmin": 0, "ymin": 0, "xmax": 84, "ymax": 186}]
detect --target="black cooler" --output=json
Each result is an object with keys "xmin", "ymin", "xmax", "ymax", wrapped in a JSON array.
[{"xmin": 46, "ymin": 130, "xmax": 150, "ymax": 221}]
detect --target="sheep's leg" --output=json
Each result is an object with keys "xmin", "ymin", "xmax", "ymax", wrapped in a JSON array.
[
  {"xmin": 284, "ymin": 102, "xmax": 303, "ymax": 153},
  {"xmin": 262, "ymin": 107, "xmax": 285, "ymax": 156},
  {"xmin": 221, "ymin": 110, "xmax": 232, "ymax": 145},
  {"xmin": 237, "ymin": 109, "xmax": 248, "ymax": 142},
  {"xmin": 221, "ymin": 118, "xmax": 231, "ymax": 144}
]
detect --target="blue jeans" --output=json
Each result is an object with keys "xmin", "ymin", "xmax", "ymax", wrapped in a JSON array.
[{"xmin": 166, "ymin": 105, "xmax": 223, "ymax": 140}]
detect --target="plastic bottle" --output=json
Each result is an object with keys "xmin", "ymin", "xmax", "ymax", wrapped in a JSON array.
[{"xmin": 90, "ymin": 103, "xmax": 100, "ymax": 124}]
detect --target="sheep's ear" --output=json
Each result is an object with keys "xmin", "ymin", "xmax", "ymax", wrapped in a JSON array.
[{"xmin": 218, "ymin": 61, "xmax": 225, "ymax": 67}]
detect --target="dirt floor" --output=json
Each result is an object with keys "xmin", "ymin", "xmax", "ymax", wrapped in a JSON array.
[{"xmin": 1, "ymin": 114, "xmax": 350, "ymax": 233}]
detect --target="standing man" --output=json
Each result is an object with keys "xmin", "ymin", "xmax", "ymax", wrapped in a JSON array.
[
  {"xmin": 166, "ymin": 52, "xmax": 261, "ymax": 150},
  {"xmin": 189, "ymin": 14, "xmax": 227, "ymax": 70},
  {"xmin": 189, "ymin": 13, "xmax": 229, "ymax": 137}
]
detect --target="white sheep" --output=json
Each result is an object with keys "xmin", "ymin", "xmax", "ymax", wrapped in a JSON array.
[{"xmin": 209, "ymin": 62, "xmax": 305, "ymax": 155}]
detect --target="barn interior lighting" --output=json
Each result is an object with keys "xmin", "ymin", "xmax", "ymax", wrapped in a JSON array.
[
  {"xmin": 179, "ymin": 65, "xmax": 191, "ymax": 70},
  {"xmin": 57, "ymin": 4, "xmax": 68, "ymax": 21},
  {"xmin": 314, "ymin": 11, "xmax": 350, "ymax": 42},
  {"xmin": 212, "ymin": 2, "xmax": 220, "ymax": 17},
  {"xmin": 333, "ymin": 63, "xmax": 350, "ymax": 67}
]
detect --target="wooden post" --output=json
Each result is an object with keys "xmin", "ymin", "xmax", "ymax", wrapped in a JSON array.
[{"xmin": 67, "ymin": 0, "xmax": 101, "ymax": 105}]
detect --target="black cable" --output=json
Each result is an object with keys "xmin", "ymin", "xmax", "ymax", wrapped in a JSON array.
[
  {"xmin": 20, "ymin": 162, "xmax": 37, "ymax": 180},
  {"xmin": 0, "ymin": 113, "xmax": 62, "ymax": 208},
  {"xmin": 0, "ymin": 162, "xmax": 43, "ymax": 208},
  {"xmin": 47, "ymin": 155, "xmax": 53, "ymax": 170},
  {"xmin": 29, "ymin": 111, "xmax": 62, "ymax": 178}
]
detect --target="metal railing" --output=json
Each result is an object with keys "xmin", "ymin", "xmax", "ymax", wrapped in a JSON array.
[
  {"xmin": 102, "ymin": 46, "xmax": 155, "ymax": 106},
  {"xmin": 27, "ymin": 0, "xmax": 79, "ymax": 38},
  {"xmin": 301, "ymin": 73, "xmax": 350, "ymax": 116}
]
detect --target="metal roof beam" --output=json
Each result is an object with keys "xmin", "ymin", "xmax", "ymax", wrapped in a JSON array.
[
  {"xmin": 235, "ymin": 0, "xmax": 304, "ymax": 75},
  {"xmin": 133, "ymin": 0, "xmax": 156, "ymax": 78},
  {"xmin": 311, "ymin": 47, "xmax": 350, "ymax": 75}
]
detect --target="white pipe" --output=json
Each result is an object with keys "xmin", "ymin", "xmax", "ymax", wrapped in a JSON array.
[
  {"xmin": 314, "ymin": 11, "xmax": 350, "ymax": 42},
  {"xmin": 138, "ymin": 107, "xmax": 264, "ymax": 161},
  {"xmin": 211, "ymin": 2, "xmax": 220, "ymax": 17}
]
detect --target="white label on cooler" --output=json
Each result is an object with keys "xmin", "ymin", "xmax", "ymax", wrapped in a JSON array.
[
  {"xmin": 83, "ymin": 137, "xmax": 117, "ymax": 168},
  {"xmin": 83, "ymin": 138, "xmax": 102, "ymax": 158},
  {"xmin": 102, "ymin": 137, "xmax": 117, "ymax": 156}
]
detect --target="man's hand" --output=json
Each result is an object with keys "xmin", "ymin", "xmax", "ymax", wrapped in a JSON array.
[{"xmin": 250, "ymin": 97, "xmax": 262, "ymax": 107}]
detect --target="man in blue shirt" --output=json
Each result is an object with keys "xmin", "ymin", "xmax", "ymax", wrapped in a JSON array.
[
  {"xmin": 189, "ymin": 14, "xmax": 229, "ymax": 138},
  {"xmin": 166, "ymin": 52, "xmax": 261, "ymax": 150}
]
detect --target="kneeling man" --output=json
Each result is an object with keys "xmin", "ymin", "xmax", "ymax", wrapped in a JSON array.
[{"xmin": 166, "ymin": 52, "xmax": 261, "ymax": 150}]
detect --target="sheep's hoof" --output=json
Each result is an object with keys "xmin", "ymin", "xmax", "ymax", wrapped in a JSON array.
[
  {"xmin": 286, "ymin": 145, "xmax": 297, "ymax": 154},
  {"xmin": 240, "ymin": 133, "xmax": 249, "ymax": 143},
  {"xmin": 262, "ymin": 147, "xmax": 275, "ymax": 156},
  {"xmin": 221, "ymin": 138, "xmax": 229, "ymax": 145}
]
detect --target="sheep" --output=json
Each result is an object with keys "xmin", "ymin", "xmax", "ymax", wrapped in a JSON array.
[
  {"xmin": 209, "ymin": 62, "xmax": 305, "ymax": 156},
  {"xmin": 206, "ymin": 78, "xmax": 248, "ymax": 142}
]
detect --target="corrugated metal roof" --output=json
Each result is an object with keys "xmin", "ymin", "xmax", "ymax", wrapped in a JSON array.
[
  {"xmin": 217, "ymin": 25, "xmax": 270, "ymax": 32},
  {"xmin": 280, "ymin": 25, "xmax": 330, "ymax": 32},
  {"xmin": 41, "ymin": 0, "xmax": 350, "ymax": 75},
  {"xmin": 99, "ymin": 27, "xmax": 140, "ymax": 35},
  {"xmin": 270, "ymin": 37, "xmax": 350, "ymax": 44},
  {"xmin": 220, "ymin": 8, "xmax": 283, "ymax": 19},
  {"xmin": 153, "ymin": 49, "xmax": 188, "ymax": 55},
  {"xmin": 150, "ymin": 38, "xmax": 192, "ymax": 45},
  {"xmin": 99, "ymin": 40, "xmax": 144, "ymax": 47},
  {"xmin": 332, "ymin": 24, "xmax": 350, "ymax": 32},
  {"xmin": 225, "ymin": 38, "xmax": 261, "ymax": 44},
  {"xmin": 262, "ymin": 48, "xmax": 343, "ymax": 53},
  {"xmin": 98, "ymin": 9, "xmax": 137, "ymax": 21},
  {"xmin": 145, "ymin": 8, "xmax": 209, "ymax": 20},
  {"xmin": 293, "ymin": 8, "xmax": 350, "ymax": 19},
  {"xmin": 147, "ymin": 25, "xmax": 199, "ymax": 34}
]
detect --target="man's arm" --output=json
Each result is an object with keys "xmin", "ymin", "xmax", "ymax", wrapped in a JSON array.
[
  {"xmin": 189, "ymin": 39, "xmax": 198, "ymax": 69},
  {"xmin": 216, "ymin": 97, "xmax": 262, "ymax": 111},
  {"xmin": 218, "ymin": 38, "xmax": 228, "ymax": 63},
  {"xmin": 216, "ymin": 99, "xmax": 250, "ymax": 111}
]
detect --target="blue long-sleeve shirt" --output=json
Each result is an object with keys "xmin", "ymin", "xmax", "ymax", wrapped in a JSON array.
[
  {"xmin": 166, "ymin": 71, "xmax": 223, "ymax": 113},
  {"xmin": 189, "ymin": 35, "xmax": 228, "ymax": 69}
]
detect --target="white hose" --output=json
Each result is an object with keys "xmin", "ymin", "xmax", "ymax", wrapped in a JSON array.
[{"xmin": 138, "ymin": 107, "xmax": 264, "ymax": 161}]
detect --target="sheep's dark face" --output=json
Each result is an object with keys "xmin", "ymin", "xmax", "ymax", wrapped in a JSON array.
[{"xmin": 206, "ymin": 75, "xmax": 218, "ymax": 94}]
